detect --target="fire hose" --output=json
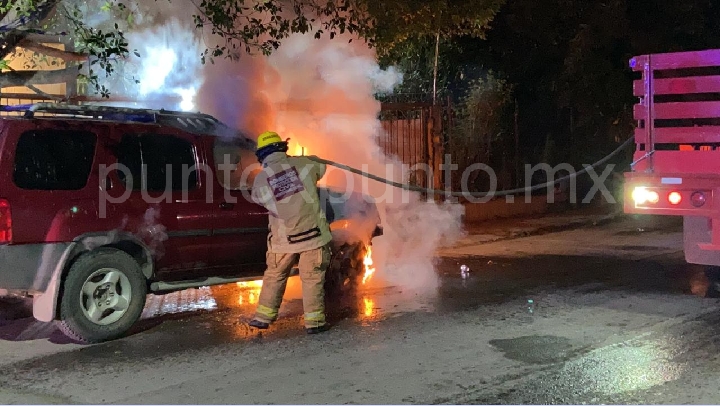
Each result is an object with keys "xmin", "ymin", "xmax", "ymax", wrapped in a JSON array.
[{"xmin": 308, "ymin": 136, "xmax": 635, "ymax": 198}]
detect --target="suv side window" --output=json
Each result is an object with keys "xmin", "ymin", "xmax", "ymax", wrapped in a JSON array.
[
  {"xmin": 116, "ymin": 134, "xmax": 198, "ymax": 191},
  {"xmin": 213, "ymin": 137, "xmax": 261, "ymax": 190},
  {"xmin": 13, "ymin": 129, "xmax": 96, "ymax": 190}
]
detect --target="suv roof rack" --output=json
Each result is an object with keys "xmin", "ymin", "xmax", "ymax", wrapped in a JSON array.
[{"xmin": 0, "ymin": 103, "xmax": 250, "ymax": 141}]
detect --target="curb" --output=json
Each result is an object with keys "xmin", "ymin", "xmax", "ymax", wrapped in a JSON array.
[
  {"xmin": 478, "ymin": 212, "xmax": 625, "ymax": 244},
  {"xmin": 510, "ymin": 212, "xmax": 623, "ymax": 237}
]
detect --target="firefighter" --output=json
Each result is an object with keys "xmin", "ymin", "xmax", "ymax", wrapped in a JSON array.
[{"xmin": 248, "ymin": 131, "xmax": 333, "ymax": 334}]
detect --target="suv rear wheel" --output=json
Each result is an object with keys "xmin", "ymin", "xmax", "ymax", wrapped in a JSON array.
[{"xmin": 56, "ymin": 247, "xmax": 147, "ymax": 343}]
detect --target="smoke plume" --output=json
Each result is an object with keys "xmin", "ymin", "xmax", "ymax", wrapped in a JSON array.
[
  {"xmin": 101, "ymin": 6, "xmax": 465, "ymax": 293},
  {"xmin": 196, "ymin": 33, "xmax": 464, "ymax": 292}
]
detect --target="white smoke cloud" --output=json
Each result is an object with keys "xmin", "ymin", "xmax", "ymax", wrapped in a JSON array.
[
  {"xmin": 81, "ymin": 4, "xmax": 204, "ymax": 112},
  {"xmin": 200, "ymin": 33, "xmax": 464, "ymax": 293},
  {"xmin": 121, "ymin": 19, "xmax": 204, "ymax": 111},
  {"xmin": 97, "ymin": 6, "xmax": 464, "ymax": 294},
  {"xmin": 138, "ymin": 207, "xmax": 168, "ymax": 259}
]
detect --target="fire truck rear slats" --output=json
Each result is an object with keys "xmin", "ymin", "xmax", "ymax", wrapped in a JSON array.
[
  {"xmin": 631, "ymin": 48, "xmax": 720, "ymax": 173},
  {"xmin": 631, "ymin": 50, "xmax": 720, "ymax": 71},
  {"xmin": 633, "ymin": 76, "xmax": 720, "ymax": 96},
  {"xmin": 635, "ymin": 127, "xmax": 720, "ymax": 144}
]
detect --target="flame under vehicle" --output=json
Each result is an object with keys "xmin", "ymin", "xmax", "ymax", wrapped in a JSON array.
[
  {"xmin": 0, "ymin": 103, "xmax": 382, "ymax": 343},
  {"xmin": 624, "ymin": 49, "xmax": 720, "ymax": 291}
]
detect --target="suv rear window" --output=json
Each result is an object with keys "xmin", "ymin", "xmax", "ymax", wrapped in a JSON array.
[
  {"xmin": 13, "ymin": 129, "xmax": 96, "ymax": 190},
  {"xmin": 116, "ymin": 134, "xmax": 198, "ymax": 191}
]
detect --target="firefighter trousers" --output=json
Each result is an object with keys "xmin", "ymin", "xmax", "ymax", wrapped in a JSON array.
[{"xmin": 254, "ymin": 244, "xmax": 332, "ymax": 328}]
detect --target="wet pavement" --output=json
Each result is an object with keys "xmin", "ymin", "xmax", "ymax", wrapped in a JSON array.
[{"xmin": 2, "ymin": 214, "xmax": 720, "ymax": 404}]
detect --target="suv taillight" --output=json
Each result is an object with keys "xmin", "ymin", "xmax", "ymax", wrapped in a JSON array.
[{"xmin": 0, "ymin": 199, "xmax": 12, "ymax": 244}]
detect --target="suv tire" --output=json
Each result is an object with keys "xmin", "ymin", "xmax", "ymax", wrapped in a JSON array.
[
  {"xmin": 56, "ymin": 247, "xmax": 147, "ymax": 343},
  {"xmin": 325, "ymin": 243, "xmax": 365, "ymax": 299}
]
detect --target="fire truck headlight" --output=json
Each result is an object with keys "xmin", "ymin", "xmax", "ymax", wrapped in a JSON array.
[
  {"xmin": 647, "ymin": 190, "xmax": 659, "ymax": 203},
  {"xmin": 632, "ymin": 187, "xmax": 652, "ymax": 204}
]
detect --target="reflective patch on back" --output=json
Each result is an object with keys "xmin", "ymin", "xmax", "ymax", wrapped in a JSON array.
[{"xmin": 268, "ymin": 167, "xmax": 305, "ymax": 201}]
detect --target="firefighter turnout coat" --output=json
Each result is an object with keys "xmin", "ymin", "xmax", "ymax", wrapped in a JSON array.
[{"xmin": 251, "ymin": 151, "xmax": 332, "ymax": 253}]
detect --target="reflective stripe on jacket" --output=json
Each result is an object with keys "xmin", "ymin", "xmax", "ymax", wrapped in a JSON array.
[{"xmin": 251, "ymin": 152, "xmax": 332, "ymax": 253}]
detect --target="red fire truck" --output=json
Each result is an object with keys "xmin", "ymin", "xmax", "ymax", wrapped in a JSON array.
[{"xmin": 625, "ymin": 48, "xmax": 720, "ymax": 271}]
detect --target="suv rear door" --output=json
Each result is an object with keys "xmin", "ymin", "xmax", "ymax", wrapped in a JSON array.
[
  {"xmin": 104, "ymin": 123, "xmax": 216, "ymax": 281},
  {"xmin": 7, "ymin": 119, "xmax": 101, "ymax": 244},
  {"xmin": 207, "ymin": 136, "xmax": 268, "ymax": 277}
]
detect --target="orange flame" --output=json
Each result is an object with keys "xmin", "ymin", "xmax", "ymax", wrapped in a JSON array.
[
  {"xmin": 236, "ymin": 280, "xmax": 263, "ymax": 305},
  {"xmin": 294, "ymin": 143, "xmax": 307, "ymax": 156},
  {"xmin": 362, "ymin": 245, "xmax": 375, "ymax": 284},
  {"xmin": 363, "ymin": 297, "xmax": 374, "ymax": 317},
  {"xmin": 236, "ymin": 280, "xmax": 263, "ymax": 289}
]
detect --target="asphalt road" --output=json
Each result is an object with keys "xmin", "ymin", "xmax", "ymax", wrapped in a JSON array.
[{"xmin": 2, "ymin": 214, "xmax": 720, "ymax": 404}]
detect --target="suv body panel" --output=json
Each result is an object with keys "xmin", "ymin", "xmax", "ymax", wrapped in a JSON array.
[
  {"xmin": 0, "ymin": 242, "xmax": 73, "ymax": 292},
  {"xmin": 0, "ymin": 109, "xmax": 382, "ymax": 326},
  {"xmin": 101, "ymin": 122, "xmax": 218, "ymax": 280}
]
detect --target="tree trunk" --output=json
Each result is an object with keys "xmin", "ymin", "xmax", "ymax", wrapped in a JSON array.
[
  {"xmin": 0, "ymin": 0, "xmax": 15, "ymax": 22},
  {"xmin": 514, "ymin": 98, "xmax": 520, "ymax": 187},
  {"xmin": 0, "ymin": 66, "xmax": 79, "ymax": 88},
  {"xmin": 0, "ymin": 0, "xmax": 61, "ymax": 59},
  {"xmin": 432, "ymin": 31, "xmax": 440, "ymax": 105}
]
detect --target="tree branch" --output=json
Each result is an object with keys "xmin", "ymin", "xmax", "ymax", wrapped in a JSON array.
[
  {"xmin": 3, "ymin": 65, "xmax": 63, "ymax": 100},
  {"xmin": 23, "ymin": 32, "xmax": 70, "ymax": 43},
  {"xmin": 0, "ymin": 66, "xmax": 79, "ymax": 87},
  {"xmin": 17, "ymin": 39, "xmax": 88, "ymax": 62},
  {"xmin": 0, "ymin": 31, "xmax": 28, "ymax": 59},
  {"xmin": 0, "ymin": 0, "xmax": 61, "ymax": 59}
]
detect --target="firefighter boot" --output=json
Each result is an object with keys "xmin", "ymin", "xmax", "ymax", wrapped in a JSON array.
[
  {"xmin": 306, "ymin": 323, "xmax": 331, "ymax": 334},
  {"xmin": 248, "ymin": 319, "xmax": 270, "ymax": 329}
]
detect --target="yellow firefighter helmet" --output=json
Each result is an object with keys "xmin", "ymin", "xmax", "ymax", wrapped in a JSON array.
[{"xmin": 257, "ymin": 131, "xmax": 283, "ymax": 149}]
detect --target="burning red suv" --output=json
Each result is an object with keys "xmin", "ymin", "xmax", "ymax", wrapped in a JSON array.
[{"xmin": 0, "ymin": 103, "xmax": 382, "ymax": 343}]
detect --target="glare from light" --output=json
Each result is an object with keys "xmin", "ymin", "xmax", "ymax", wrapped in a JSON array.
[
  {"xmin": 668, "ymin": 191, "xmax": 682, "ymax": 205},
  {"xmin": 139, "ymin": 46, "xmax": 177, "ymax": 96},
  {"xmin": 647, "ymin": 191, "xmax": 659, "ymax": 204},
  {"xmin": 236, "ymin": 280, "xmax": 263, "ymax": 289},
  {"xmin": 632, "ymin": 187, "xmax": 650, "ymax": 205},
  {"xmin": 632, "ymin": 187, "xmax": 660, "ymax": 205},
  {"xmin": 177, "ymin": 87, "xmax": 196, "ymax": 112}
]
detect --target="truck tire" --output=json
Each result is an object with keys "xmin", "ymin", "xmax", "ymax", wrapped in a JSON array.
[
  {"xmin": 56, "ymin": 247, "xmax": 147, "ymax": 343},
  {"xmin": 705, "ymin": 266, "xmax": 720, "ymax": 298}
]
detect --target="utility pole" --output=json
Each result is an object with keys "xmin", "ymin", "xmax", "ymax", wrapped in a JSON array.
[{"xmin": 432, "ymin": 31, "xmax": 440, "ymax": 105}]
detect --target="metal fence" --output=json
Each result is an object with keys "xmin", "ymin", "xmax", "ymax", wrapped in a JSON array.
[
  {"xmin": 378, "ymin": 102, "xmax": 432, "ymax": 188},
  {"xmin": 377, "ymin": 98, "xmax": 448, "ymax": 193}
]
